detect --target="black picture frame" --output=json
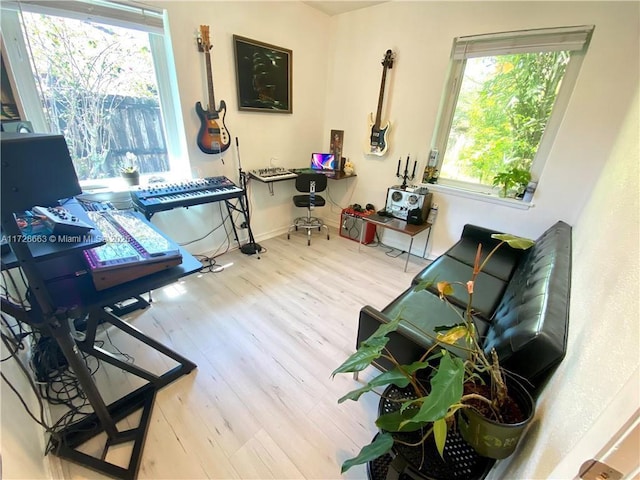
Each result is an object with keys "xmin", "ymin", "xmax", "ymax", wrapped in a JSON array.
[{"xmin": 233, "ymin": 35, "xmax": 292, "ymax": 114}]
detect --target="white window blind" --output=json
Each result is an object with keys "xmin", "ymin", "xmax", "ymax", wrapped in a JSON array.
[
  {"xmin": 452, "ymin": 25, "xmax": 594, "ymax": 59},
  {"xmin": 2, "ymin": 0, "xmax": 164, "ymax": 33}
]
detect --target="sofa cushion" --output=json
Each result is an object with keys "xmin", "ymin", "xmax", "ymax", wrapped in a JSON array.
[
  {"xmin": 382, "ymin": 283, "xmax": 491, "ymax": 349},
  {"xmin": 444, "ymin": 224, "xmax": 525, "ymax": 281},
  {"xmin": 484, "ymin": 221, "xmax": 571, "ymax": 389},
  {"xmin": 412, "ymin": 256, "xmax": 508, "ymax": 321}
]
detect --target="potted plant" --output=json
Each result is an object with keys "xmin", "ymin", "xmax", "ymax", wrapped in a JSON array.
[
  {"xmin": 332, "ymin": 233, "xmax": 535, "ymax": 474},
  {"xmin": 492, "ymin": 166, "xmax": 531, "ymax": 198},
  {"xmin": 121, "ymin": 152, "xmax": 140, "ymax": 186}
]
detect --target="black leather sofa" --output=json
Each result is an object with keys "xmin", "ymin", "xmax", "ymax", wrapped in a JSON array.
[{"xmin": 356, "ymin": 220, "xmax": 572, "ymax": 394}]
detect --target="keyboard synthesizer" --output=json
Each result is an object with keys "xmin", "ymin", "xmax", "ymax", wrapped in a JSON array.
[
  {"xmin": 131, "ymin": 176, "xmax": 243, "ymax": 218},
  {"xmin": 249, "ymin": 167, "xmax": 297, "ymax": 182}
]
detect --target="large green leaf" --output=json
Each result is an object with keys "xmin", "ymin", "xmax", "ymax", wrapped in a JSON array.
[
  {"xmin": 491, "ymin": 233, "xmax": 534, "ymax": 250},
  {"xmin": 331, "ymin": 336, "xmax": 388, "ymax": 376},
  {"xmin": 376, "ymin": 409, "xmax": 427, "ymax": 432},
  {"xmin": 399, "ymin": 353, "xmax": 464, "ymax": 429},
  {"xmin": 367, "ymin": 315, "xmax": 403, "ymax": 339},
  {"xmin": 341, "ymin": 432, "xmax": 394, "ymax": 473},
  {"xmin": 338, "ymin": 362, "xmax": 431, "ymax": 403},
  {"xmin": 332, "ymin": 316, "xmax": 404, "ymax": 377}
]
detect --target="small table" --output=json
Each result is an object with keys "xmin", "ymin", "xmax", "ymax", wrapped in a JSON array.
[{"xmin": 359, "ymin": 216, "xmax": 432, "ymax": 272}]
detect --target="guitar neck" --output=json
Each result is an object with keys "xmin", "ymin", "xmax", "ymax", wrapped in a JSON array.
[
  {"xmin": 205, "ymin": 51, "xmax": 216, "ymax": 110},
  {"xmin": 374, "ymin": 66, "xmax": 388, "ymax": 130}
]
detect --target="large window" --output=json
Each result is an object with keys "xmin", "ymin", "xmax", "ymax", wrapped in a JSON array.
[
  {"xmin": 1, "ymin": 0, "xmax": 187, "ymax": 184},
  {"xmin": 430, "ymin": 26, "xmax": 594, "ymax": 198}
]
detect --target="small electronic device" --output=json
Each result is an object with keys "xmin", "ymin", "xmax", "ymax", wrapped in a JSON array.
[
  {"xmin": 310, "ymin": 153, "xmax": 337, "ymax": 171},
  {"xmin": 32, "ymin": 205, "xmax": 94, "ymax": 235},
  {"xmin": 385, "ymin": 188, "xmax": 432, "ymax": 223}
]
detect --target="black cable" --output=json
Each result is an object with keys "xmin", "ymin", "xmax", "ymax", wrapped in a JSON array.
[
  {"xmin": 0, "ymin": 332, "xmax": 53, "ymax": 433},
  {"xmin": 194, "ymin": 254, "xmax": 223, "ymax": 273},
  {"xmin": 104, "ymin": 327, "xmax": 135, "ymax": 364},
  {"xmin": 178, "ymin": 204, "xmax": 232, "ymax": 247}
]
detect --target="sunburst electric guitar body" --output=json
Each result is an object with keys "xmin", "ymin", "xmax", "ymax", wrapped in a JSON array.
[
  {"xmin": 196, "ymin": 25, "xmax": 230, "ymax": 154},
  {"xmin": 365, "ymin": 49, "xmax": 394, "ymax": 156}
]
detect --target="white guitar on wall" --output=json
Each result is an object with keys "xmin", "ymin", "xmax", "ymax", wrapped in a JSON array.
[{"xmin": 365, "ymin": 49, "xmax": 394, "ymax": 156}]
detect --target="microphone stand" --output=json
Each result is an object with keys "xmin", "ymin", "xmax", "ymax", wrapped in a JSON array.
[{"xmin": 235, "ymin": 138, "xmax": 261, "ymax": 257}]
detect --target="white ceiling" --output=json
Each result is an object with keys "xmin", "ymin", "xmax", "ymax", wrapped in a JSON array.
[{"xmin": 302, "ymin": 1, "xmax": 386, "ymax": 16}]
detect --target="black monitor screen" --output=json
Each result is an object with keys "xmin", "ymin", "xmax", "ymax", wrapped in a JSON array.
[{"xmin": 1, "ymin": 132, "xmax": 82, "ymax": 214}]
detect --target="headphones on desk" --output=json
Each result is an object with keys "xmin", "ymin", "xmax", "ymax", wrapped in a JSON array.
[{"xmin": 351, "ymin": 203, "xmax": 375, "ymax": 213}]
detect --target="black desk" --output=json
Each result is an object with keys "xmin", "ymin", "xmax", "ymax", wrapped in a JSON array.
[
  {"xmin": 248, "ymin": 167, "xmax": 356, "ymax": 195},
  {"xmin": 1, "ymin": 206, "xmax": 202, "ymax": 480}
]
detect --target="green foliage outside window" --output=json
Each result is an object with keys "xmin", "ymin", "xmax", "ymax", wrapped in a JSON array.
[
  {"xmin": 443, "ymin": 51, "xmax": 570, "ymax": 187},
  {"xmin": 21, "ymin": 13, "xmax": 163, "ymax": 180}
]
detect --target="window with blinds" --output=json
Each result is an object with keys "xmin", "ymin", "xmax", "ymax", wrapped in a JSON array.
[{"xmin": 428, "ymin": 25, "xmax": 594, "ymax": 199}]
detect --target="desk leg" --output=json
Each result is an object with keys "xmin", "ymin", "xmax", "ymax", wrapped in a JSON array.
[
  {"xmin": 47, "ymin": 319, "xmax": 119, "ymax": 439},
  {"xmin": 77, "ymin": 308, "xmax": 197, "ymax": 388},
  {"xmin": 422, "ymin": 226, "xmax": 432, "ymax": 260},
  {"xmin": 359, "ymin": 221, "xmax": 365, "ymax": 252},
  {"xmin": 46, "ymin": 318, "xmax": 156, "ymax": 480},
  {"xmin": 405, "ymin": 237, "xmax": 415, "ymax": 272}
]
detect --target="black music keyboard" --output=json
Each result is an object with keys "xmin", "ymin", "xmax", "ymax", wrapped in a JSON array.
[{"xmin": 131, "ymin": 176, "xmax": 244, "ymax": 217}]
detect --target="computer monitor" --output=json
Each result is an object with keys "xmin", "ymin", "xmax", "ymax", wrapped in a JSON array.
[
  {"xmin": 1, "ymin": 132, "xmax": 82, "ymax": 214},
  {"xmin": 310, "ymin": 153, "xmax": 337, "ymax": 171}
]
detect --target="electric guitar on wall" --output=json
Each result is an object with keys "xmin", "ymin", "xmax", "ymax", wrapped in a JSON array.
[
  {"xmin": 195, "ymin": 25, "xmax": 230, "ymax": 154},
  {"xmin": 366, "ymin": 49, "xmax": 394, "ymax": 156}
]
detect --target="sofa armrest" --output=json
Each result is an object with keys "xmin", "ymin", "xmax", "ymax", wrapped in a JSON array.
[{"xmin": 357, "ymin": 305, "xmax": 439, "ymax": 371}]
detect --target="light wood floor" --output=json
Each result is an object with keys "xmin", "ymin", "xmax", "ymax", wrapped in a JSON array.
[{"xmin": 56, "ymin": 228, "xmax": 430, "ymax": 479}]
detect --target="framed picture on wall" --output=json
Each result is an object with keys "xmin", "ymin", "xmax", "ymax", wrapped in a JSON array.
[{"xmin": 233, "ymin": 35, "xmax": 292, "ymax": 114}]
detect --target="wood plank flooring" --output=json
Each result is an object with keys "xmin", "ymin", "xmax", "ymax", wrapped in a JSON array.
[{"xmin": 57, "ymin": 228, "xmax": 430, "ymax": 479}]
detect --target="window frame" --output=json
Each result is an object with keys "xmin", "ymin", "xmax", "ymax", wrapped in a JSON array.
[
  {"xmin": 0, "ymin": 0, "xmax": 188, "ymax": 187},
  {"xmin": 429, "ymin": 25, "xmax": 594, "ymax": 198}
]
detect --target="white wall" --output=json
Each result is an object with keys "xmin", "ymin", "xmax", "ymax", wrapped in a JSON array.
[
  {"xmin": 493, "ymin": 83, "xmax": 640, "ymax": 480},
  {"xmin": 323, "ymin": 1, "xmax": 639, "ymax": 257},
  {"xmin": 147, "ymin": 1, "xmax": 334, "ymax": 254}
]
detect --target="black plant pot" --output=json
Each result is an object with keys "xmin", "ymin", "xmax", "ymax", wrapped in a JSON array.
[
  {"xmin": 457, "ymin": 380, "xmax": 535, "ymax": 460},
  {"xmin": 369, "ymin": 385, "xmax": 495, "ymax": 480}
]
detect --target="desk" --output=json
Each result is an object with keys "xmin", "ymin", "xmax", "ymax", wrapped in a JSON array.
[
  {"xmin": 359, "ymin": 216, "xmax": 432, "ymax": 272},
  {"xmin": 1, "ymin": 206, "xmax": 202, "ymax": 480},
  {"xmin": 248, "ymin": 168, "xmax": 355, "ymax": 194}
]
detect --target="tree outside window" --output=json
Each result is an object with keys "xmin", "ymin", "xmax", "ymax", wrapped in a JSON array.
[
  {"xmin": 19, "ymin": 12, "xmax": 169, "ymax": 181},
  {"xmin": 432, "ymin": 27, "xmax": 593, "ymax": 198}
]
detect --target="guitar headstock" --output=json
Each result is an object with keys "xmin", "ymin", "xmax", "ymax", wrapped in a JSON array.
[
  {"xmin": 382, "ymin": 49, "xmax": 394, "ymax": 69},
  {"xmin": 197, "ymin": 25, "xmax": 212, "ymax": 52}
]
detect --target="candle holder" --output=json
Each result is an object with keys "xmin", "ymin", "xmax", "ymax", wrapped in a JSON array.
[{"xmin": 396, "ymin": 155, "xmax": 417, "ymax": 189}]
